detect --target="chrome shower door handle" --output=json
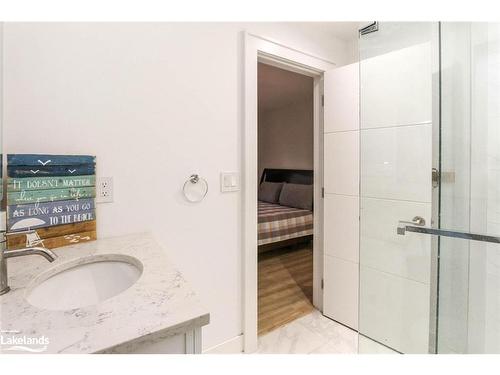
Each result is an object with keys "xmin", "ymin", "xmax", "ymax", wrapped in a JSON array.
[
  {"xmin": 397, "ymin": 219, "xmax": 500, "ymax": 244},
  {"xmin": 397, "ymin": 216, "xmax": 426, "ymax": 235}
]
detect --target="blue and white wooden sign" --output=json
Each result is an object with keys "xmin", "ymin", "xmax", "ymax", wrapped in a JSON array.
[{"xmin": 6, "ymin": 154, "xmax": 98, "ymax": 248}]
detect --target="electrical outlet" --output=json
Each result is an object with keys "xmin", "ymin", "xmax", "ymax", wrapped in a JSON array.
[{"xmin": 96, "ymin": 177, "xmax": 113, "ymax": 203}]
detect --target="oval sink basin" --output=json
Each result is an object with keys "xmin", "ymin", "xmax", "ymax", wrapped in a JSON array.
[{"xmin": 26, "ymin": 255, "xmax": 143, "ymax": 311}]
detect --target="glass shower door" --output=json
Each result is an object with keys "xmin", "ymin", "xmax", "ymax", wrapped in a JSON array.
[
  {"xmin": 358, "ymin": 21, "xmax": 500, "ymax": 354},
  {"xmin": 436, "ymin": 22, "xmax": 500, "ymax": 354},
  {"xmin": 358, "ymin": 22, "xmax": 439, "ymax": 354}
]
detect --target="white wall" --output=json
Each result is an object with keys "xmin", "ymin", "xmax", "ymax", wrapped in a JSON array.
[{"xmin": 2, "ymin": 22, "xmax": 353, "ymax": 350}]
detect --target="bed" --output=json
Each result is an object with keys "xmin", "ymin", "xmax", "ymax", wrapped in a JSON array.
[{"xmin": 257, "ymin": 168, "xmax": 314, "ymax": 249}]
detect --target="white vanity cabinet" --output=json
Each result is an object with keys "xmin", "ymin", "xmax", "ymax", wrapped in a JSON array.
[{"xmin": 103, "ymin": 327, "xmax": 203, "ymax": 354}]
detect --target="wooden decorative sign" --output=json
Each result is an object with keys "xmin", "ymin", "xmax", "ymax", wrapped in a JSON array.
[{"xmin": 6, "ymin": 154, "xmax": 97, "ymax": 250}]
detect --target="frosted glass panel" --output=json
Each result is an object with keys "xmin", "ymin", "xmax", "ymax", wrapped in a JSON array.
[
  {"xmin": 438, "ymin": 22, "xmax": 500, "ymax": 354},
  {"xmin": 436, "ymin": 22, "xmax": 472, "ymax": 354}
]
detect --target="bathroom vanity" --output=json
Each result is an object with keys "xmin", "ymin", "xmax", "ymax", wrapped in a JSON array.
[{"xmin": 0, "ymin": 233, "xmax": 210, "ymax": 354}]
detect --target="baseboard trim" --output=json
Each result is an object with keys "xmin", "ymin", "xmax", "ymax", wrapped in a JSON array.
[{"xmin": 203, "ymin": 335, "xmax": 244, "ymax": 354}]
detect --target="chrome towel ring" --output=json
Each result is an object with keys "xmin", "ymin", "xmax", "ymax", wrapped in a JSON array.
[{"xmin": 182, "ymin": 174, "xmax": 208, "ymax": 203}]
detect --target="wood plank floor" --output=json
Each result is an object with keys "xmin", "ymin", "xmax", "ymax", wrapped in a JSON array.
[{"xmin": 258, "ymin": 243, "xmax": 314, "ymax": 336}]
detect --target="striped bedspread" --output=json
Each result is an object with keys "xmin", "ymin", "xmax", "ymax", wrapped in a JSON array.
[{"xmin": 258, "ymin": 201, "xmax": 313, "ymax": 246}]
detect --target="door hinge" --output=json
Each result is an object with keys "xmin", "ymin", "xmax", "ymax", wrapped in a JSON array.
[
  {"xmin": 432, "ymin": 168, "xmax": 440, "ymax": 189},
  {"xmin": 321, "ymin": 279, "xmax": 324, "ymax": 290},
  {"xmin": 321, "ymin": 187, "xmax": 325, "ymax": 198},
  {"xmin": 321, "ymin": 94, "xmax": 324, "ymax": 107}
]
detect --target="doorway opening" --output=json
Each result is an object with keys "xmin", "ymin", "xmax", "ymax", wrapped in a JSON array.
[
  {"xmin": 243, "ymin": 32, "xmax": 337, "ymax": 353},
  {"xmin": 257, "ymin": 62, "xmax": 315, "ymax": 335}
]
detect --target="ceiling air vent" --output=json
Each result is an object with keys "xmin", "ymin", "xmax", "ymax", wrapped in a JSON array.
[{"xmin": 359, "ymin": 22, "xmax": 379, "ymax": 36}]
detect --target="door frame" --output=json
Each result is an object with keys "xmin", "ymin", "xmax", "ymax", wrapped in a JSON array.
[{"xmin": 242, "ymin": 32, "xmax": 336, "ymax": 353}]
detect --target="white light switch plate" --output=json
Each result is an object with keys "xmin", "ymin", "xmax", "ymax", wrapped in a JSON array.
[
  {"xmin": 220, "ymin": 172, "xmax": 239, "ymax": 192},
  {"xmin": 96, "ymin": 177, "xmax": 114, "ymax": 203}
]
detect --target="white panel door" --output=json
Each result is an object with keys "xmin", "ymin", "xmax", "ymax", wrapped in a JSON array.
[
  {"xmin": 324, "ymin": 62, "xmax": 359, "ymax": 133},
  {"xmin": 323, "ymin": 63, "xmax": 360, "ymax": 330}
]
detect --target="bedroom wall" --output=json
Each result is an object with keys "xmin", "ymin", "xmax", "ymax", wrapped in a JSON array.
[
  {"xmin": 257, "ymin": 76, "xmax": 314, "ymax": 179},
  {"xmin": 2, "ymin": 22, "xmax": 355, "ymax": 351}
]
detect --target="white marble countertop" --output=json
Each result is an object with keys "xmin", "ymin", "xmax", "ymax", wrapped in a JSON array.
[{"xmin": 0, "ymin": 233, "xmax": 210, "ymax": 354}]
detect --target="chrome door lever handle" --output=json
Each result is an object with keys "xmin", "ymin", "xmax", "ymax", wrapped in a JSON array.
[{"xmin": 397, "ymin": 216, "xmax": 426, "ymax": 235}]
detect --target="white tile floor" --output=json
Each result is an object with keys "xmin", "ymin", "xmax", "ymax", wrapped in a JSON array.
[{"xmin": 257, "ymin": 309, "xmax": 358, "ymax": 354}]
